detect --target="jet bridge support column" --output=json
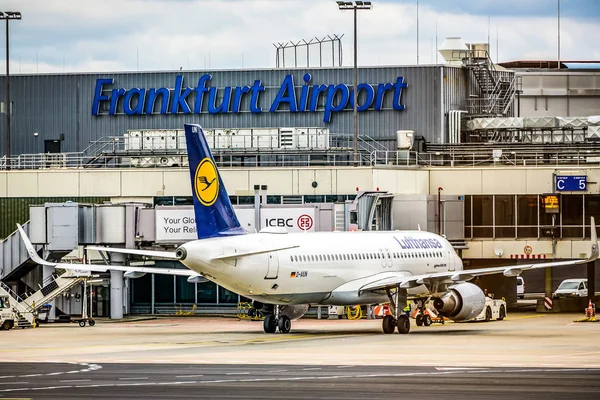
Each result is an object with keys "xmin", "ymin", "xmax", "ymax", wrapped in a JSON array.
[
  {"xmin": 43, "ymin": 265, "xmax": 56, "ymax": 322},
  {"xmin": 110, "ymin": 253, "xmax": 125, "ymax": 320}
]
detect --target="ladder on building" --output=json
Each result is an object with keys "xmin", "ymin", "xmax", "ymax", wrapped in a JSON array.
[
  {"xmin": 0, "ymin": 270, "xmax": 88, "ymax": 329},
  {"xmin": 456, "ymin": 49, "xmax": 521, "ymax": 117}
]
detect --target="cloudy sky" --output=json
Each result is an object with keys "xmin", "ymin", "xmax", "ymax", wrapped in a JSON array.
[{"xmin": 2, "ymin": 0, "xmax": 600, "ymax": 74}]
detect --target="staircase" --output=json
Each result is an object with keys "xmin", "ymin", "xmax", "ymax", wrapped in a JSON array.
[
  {"xmin": 0, "ymin": 270, "xmax": 87, "ymax": 329},
  {"xmin": 0, "ymin": 282, "xmax": 36, "ymax": 327},
  {"xmin": 22, "ymin": 269, "xmax": 87, "ymax": 310},
  {"xmin": 459, "ymin": 49, "xmax": 520, "ymax": 117}
]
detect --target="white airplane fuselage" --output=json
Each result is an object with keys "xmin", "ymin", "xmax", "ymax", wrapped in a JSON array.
[{"xmin": 179, "ymin": 230, "xmax": 463, "ymax": 306}]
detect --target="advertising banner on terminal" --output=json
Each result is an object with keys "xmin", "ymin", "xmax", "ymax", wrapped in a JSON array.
[{"xmin": 155, "ymin": 207, "xmax": 315, "ymax": 242}]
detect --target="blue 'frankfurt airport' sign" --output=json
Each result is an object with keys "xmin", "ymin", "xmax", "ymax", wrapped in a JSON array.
[
  {"xmin": 555, "ymin": 175, "xmax": 587, "ymax": 191},
  {"xmin": 91, "ymin": 73, "xmax": 407, "ymax": 123}
]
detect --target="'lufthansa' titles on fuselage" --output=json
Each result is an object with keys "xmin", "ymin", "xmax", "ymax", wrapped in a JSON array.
[
  {"xmin": 91, "ymin": 73, "xmax": 407, "ymax": 123},
  {"xmin": 395, "ymin": 236, "xmax": 443, "ymax": 250}
]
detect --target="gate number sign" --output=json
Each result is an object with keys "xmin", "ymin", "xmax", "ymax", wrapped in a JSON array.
[{"xmin": 555, "ymin": 175, "xmax": 586, "ymax": 192}]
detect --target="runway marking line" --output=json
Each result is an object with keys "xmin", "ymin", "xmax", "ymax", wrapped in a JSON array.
[
  {"xmin": 543, "ymin": 350, "xmax": 600, "ymax": 359},
  {"xmin": 119, "ymin": 377, "xmax": 149, "ymax": 380},
  {"xmin": 507, "ymin": 315, "xmax": 546, "ymax": 320}
]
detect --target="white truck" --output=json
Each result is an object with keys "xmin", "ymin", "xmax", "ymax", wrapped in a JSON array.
[
  {"xmin": 0, "ymin": 295, "xmax": 15, "ymax": 330},
  {"xmin": 472, "ymin": 296, "xmax": 507, "ymax": 321}
]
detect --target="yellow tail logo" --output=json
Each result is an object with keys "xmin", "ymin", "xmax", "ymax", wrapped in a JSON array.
[{"xmin": 194, "ymin": 158, "xmax": 219, "ymax": 206}]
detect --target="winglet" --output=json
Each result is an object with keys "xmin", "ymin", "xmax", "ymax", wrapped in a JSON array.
[
  {"xmin": 16, "ymin": 223, "xmax": 55, "ymax": 267},
  {"xmin": 590, "ymin": 216, "xmax": 598, "ymax": 261}
]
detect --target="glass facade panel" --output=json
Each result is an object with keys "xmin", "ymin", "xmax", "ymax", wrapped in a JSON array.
[
  {"xmin": 495, "ymin": 195, "xmax": 515, "ymax": 226},
  {"xmin": 584, "ymin": 195, "xmax": 600, "ymax": 227},
  {"xmin": 495, "ymin": 226, "xmax": 516, "ymax": 238},
  {"xmin": 517, "ymin": 195, "xmax": 538, "ymax": 225},
  {"xmin": 472, "ymin": 195, "xmax": 493, "ymax": 226},
  {"xmin": 176, "ymin": 276, "xmax": 195, "ymax": 303},
  {"xmin": 473, "ymin": 227, "xmax": 493, "ymax": 238},
  {"xmin": 238, "ymin": 196, "xmax": 254, "ymax": 205},
  {"xmin": 197, "ymin": 281, "xmax": 217, "ymax": 303},
  {"xmin": 517, "ymin": 227, "xmax": 538, "ymax": 238},
  {"xmin": 304, "ymin": 195, "xmax": 325, "ymax": 203},
  {"xmin": 132, "ymin": 274, "xmax": 151, "ymax": 303},
  {"xmin": 219, "ymin": 288, "xmax": 239, "ymax": 304},
  {"xmin": 562, "ymin": 195, "xmax": 583, "ymax": 225},
  {"xmin": 464, "ymin": 195, "xmax": 472, "ymax": 226},
  {"xmin": 326, "ymin": 195, "xmax": 346, "ymax": 203},
  {"xmin": 174, "ymin": 196, "xmax": 193, "ymax": 205},
  {"xmin": 267, "ymin": 195, "xmax": 282, "ymax": 204},
  {"xmin": 154, "ymin": 274, "xmax": 174, "ymax": 303},
  {"xmin": 563, "ymin": 226, "xmax": 583, "ymax": 238}
]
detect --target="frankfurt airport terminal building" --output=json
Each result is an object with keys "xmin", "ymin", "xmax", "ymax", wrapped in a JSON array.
[{"xmin": 1, "ymin": 42, "xmax": 600, "ymax": 318}]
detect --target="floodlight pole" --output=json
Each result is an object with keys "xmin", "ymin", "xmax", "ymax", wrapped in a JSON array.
[
  {"xmin": 1, "ymin": 11, "xmax": 22, "ymax": 169},
  {"xmin": 353, "ymin": 6, "xmax": 358, "ymax": 167},
  {"xmin": 337, "ymin": 1, "xmax": 372, "ymax": 167}
]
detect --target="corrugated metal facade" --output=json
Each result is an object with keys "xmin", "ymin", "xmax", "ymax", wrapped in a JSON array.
[{"xmin": 1, "ymin": 66, "xmax": 471, "ymax": 155}]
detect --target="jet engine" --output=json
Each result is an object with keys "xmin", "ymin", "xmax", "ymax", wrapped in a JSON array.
[{"xmin": 433, "ymin": 283, "xmax": 485, "ymax": 321}]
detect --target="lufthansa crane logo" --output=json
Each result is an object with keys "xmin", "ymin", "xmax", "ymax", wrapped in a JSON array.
[{"xmin": 194, "ymin": 158, "xmax": 219, "ymax": 206}]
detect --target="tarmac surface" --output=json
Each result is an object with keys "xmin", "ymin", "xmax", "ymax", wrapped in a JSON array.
[{"xmin": 0, "ymin": 313, "xmax": 599, "ymax": 398}]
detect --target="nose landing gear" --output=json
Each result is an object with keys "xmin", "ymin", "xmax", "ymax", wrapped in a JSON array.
[
  {"xmin": 381, "ymin": 286, "xmax": 411, "ymax": 334},
  {"xmin": 262, "ymin": 306, "xmax": 292, "ymax": 334}
]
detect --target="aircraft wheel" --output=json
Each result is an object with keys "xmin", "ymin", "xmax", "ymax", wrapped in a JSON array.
[
  {"xmin": 415, "ymin": 315, "xmax": 423, "ymax": 326},
  {"xmin": 422, "ymin": 315, "xmax": 432, "ymax": 327},
  {"xmin": 497, "ymin": 306, "xmax": 506, "ymax": 321},
  {"xmin": 88, "ymin": 319, "xmax": 96, "ymax": 327},
  {"xmin": 485, "ymin": 307, "xmax": 492, "ymax": 322},
  {"xmin": 263, "ymin": 314, "xmax": 277, "ymax": 334},
  {"xmin": 397, "ymin": 315, "xmax": 410, "ymax": 334},
  {"xmin": 277, "ymin": 315, "xmax": 291, "ymax": 334},
  {"xmin": 382, "ymin": 315, "xmax": 396, "ymax": 334},
  {"xmin": 79, "ymin": 320, "xmax": 86, "ymax": 327}
]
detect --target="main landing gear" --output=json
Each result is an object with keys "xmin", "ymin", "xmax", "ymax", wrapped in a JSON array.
[
  {"xmin": 382, "ymin": 286, "xmax": 410, "ymax": 334},
  {"xmin": 263, "ymin": 306, "xmax": 291, "ymax": 334}
]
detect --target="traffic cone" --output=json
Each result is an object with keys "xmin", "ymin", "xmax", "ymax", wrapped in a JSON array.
[{"xmin": 586, "ymin": 299, "xmax": 593, "ymax": 318}]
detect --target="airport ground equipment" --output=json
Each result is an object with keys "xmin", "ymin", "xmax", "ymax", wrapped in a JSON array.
[
  {"xmin": 470, "ymin": 296, "xmax": 506, "ymax": 322},
  {"xmin": 0, "ymin": 269, "xmax": 89, "ymax": 329},
  {"xmin": 0, "ymin": 294, "xmax": 16, "ymax": 330},
  {"xmin": 574, "ymin": 299, "xmax": 598, "ymax": 323}
]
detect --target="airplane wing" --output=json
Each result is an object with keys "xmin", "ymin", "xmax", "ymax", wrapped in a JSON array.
[
  {"xmin": 86, "ymin": 246, "xmax": 179, "ymax": 259},
  {"xmin": 16, "ymin": 224, "xmax": 199, "ymax": 278},
  {"xmin": 358, "ymin": 217, "xmax": 598, "ymax": 294}
]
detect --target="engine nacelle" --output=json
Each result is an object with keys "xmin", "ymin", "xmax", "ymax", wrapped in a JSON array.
[
  {"xmin": 281, "ymin": 304, "xmax": 310, "ymax": 321},
  {"xmin": 433, "ymin": 283, "xmax": 485, "ymax": 321}
]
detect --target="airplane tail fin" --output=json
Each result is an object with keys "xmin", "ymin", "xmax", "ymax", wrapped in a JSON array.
[{"xmin": 184, "ymin": 124, "xmax": 246, "ymax": 239}]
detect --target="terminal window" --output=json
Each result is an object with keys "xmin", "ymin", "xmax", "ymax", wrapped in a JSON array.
[{"xmin": 465, "ymin": 194, "xmax": 600, "ymax": 239}]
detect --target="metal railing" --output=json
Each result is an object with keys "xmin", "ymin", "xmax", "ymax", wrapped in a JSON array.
[{"xmin": 2, "ymin": 148, "xmax": 600, "ymax": 169}]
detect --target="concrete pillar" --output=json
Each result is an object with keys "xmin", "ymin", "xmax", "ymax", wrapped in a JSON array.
[
  {"xmin": 110, "ymin": 270, "xmax": 124, "ymax": 319},
  {"xmin": 544, "ymin": 268, "xmax": 553, "ymax": 300},
  {"xmin": 110, "ymin": 252, "xmax": 125, "ymax": 319},
  {"xmin": 42, "ymin": 265, "xmax": 56, "ymax": 321},
  {"xmin": 588, "ymin": 260, "xmax": 596, "ymax": 304}
]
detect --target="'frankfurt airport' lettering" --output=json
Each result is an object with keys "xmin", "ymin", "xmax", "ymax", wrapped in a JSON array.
[
  {"xmin": 395, "ymin": 236, "xmax": 443, "ymax": 250},
  {"xmin": 91, "ymin": 73, "xmax": 407, "ymax": 123}
]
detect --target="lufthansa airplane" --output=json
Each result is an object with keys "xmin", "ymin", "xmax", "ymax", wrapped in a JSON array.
[{"xmin": 18, "ymin": 123, "xmax": 599, "ymax": 335}]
